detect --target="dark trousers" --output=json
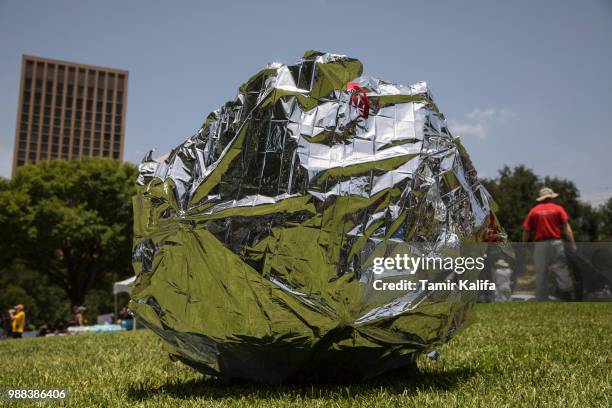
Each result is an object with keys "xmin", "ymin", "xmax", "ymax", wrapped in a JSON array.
[{"xmin": 12, "ymin": 332, "xmax": 23, "ymax": 339}]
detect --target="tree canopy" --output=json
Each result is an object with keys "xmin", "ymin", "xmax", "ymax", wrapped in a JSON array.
[
  {"xmin": 0, "ymin": 158, "xmax": 138, "ymax": 312},
  {"xmin": 482, "ymin": 165, "xmax": 605, "ymax": 242}
]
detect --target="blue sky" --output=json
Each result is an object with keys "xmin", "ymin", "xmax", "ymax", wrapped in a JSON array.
[{"xmin": 1, "ymin": 0, "xmax": 611, "ymax": 204}]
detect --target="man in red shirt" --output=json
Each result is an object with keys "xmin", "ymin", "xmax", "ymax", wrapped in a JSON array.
[{"xmin": 522, "ymin": 187, "xmax": 576, "ymax": 300}]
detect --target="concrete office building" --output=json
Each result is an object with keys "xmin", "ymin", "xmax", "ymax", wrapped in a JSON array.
[{"xmin": 12, "ymin": 55, "xmax": 128, "ymax": 174}]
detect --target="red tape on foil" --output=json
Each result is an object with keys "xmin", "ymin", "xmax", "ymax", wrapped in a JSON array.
[
  {"xmin": 484, "ymin": 209, "xmax": 503, "ymax": 242},
  {"xmin": 347, "ymin": 82, "xmax": 370, "ymax": 119}
]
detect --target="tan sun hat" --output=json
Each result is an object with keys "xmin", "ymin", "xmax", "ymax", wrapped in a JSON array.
[{"xmin": 536, "ymin": 187, "xmax": 558, "ymax": 202}]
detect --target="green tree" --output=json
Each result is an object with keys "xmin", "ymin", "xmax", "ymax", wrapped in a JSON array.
[
  {"xmin": 542, "ymin": 176, "xmax": 600, "ymax": 242},
  {"xmin": 0, "ymin": 179, "xmax": 32, "ymax": 267},
  {"xmin": 0, "ymin": 261, "xmax": 69, "ymax": 328},
  {"xmin": 600, "ymin": 197, "xmax": 612, "ymax": 240},
  {"xmin": 482, "ymin": 166, "xmax": 601, "ymax": 241},
  {"xmin": 0, "ymin": 158, "xmax": 138, "ymax": 308},
  {"xmin": 481, "ymin": 165, "xmax": 539, "ymax": 241}
]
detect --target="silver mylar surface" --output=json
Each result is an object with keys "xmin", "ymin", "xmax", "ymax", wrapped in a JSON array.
[{"xmin": 130, "ymin": 50, "xmax": 504, "ymax": 383}]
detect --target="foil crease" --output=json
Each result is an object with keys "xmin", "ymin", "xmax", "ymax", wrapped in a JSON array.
[{"xmin": 130, "ymin": 50, "xmax": 503, "ymax": 382}]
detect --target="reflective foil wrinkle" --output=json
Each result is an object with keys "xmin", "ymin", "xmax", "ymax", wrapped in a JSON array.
[{"xmin": 131, "ymin": 51, "xmax": 503, "ymax": 382}]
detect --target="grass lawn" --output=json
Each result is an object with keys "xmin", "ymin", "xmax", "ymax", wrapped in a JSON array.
[{"xmin": 1, "ymin": 302, "xmax": 611, "ymax": 407}]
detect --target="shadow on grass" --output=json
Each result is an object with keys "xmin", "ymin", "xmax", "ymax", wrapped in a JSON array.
[{"xmin": 127, "ymin": 365, "xmax": 476, "ymax": 401}]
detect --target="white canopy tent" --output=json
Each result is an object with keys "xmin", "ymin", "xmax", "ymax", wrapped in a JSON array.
[
  {"xmin": 113, "ymin": 276, "xmax": 136, "ymax": 296},
  {"xmin": 113, "ymin": 276, "xmax": 136, "ymax": 329}
]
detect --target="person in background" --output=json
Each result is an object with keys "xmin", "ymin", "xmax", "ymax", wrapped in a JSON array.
[
  {"xmin": 117, "ymin": 306, "xmax": 134, "ymax": 330},
  {"xmin": 74, "ymin": 306, "xmax": 87, "ymax": 326},
  {"xmin": 117, "ymin": 306, "xmax": 131, "ymax": 320},
  {"xmin": 522, "ymin": 187, "xmax": 577, "ymax": 300},
  {"xmin": 37, "ymin": 324, "xmax": 51, "ymax": 337},
  {"xmin": 9, "ymin": 304, "xmax": 26, "ymax": 339}
]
